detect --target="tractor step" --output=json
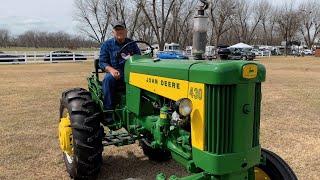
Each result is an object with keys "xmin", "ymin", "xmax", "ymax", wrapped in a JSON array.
[{"xmin": 102, "ymin": 131, "xmax": 138, "ymax": 147}]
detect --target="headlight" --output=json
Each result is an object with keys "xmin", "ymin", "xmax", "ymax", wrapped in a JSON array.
[{"xmin": 175, "ymin": 98, "xmax": 193, "ymax": 116}]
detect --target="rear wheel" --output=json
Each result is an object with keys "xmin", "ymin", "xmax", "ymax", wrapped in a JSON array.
[
  {"xmin": 59, "ymin": 88, "xmax": 104, "ymax": 179},
  {"xmin": 255, "ymin": 148, "xmax": 297, "ymax": 180}
]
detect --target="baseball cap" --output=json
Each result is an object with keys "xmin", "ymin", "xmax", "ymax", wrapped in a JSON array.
[{"xmin": 112, "ymin": 21, "xmax": 126, "ymax": 29}]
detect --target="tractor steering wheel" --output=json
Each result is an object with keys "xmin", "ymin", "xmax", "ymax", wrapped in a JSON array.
[{"xmin": 117, "ymin": 40, "xmax": 154, "ymax": 59}]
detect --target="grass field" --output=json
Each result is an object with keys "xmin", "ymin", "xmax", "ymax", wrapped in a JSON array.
[{"xmin": 0, "ymin": 56, "xmax": 319, "ymax": 179}]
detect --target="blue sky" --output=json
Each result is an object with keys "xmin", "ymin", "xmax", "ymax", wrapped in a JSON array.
[{"xmin": 0, "ymin": 0, "xmax": 299, "ymax": 36}]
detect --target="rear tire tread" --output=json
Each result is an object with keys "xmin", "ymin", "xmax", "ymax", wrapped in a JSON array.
[{"xmin": 60, "ymin": 88, "xmax": 103, "ymax": 179}]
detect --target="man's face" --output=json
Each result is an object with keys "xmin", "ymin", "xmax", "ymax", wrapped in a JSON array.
[{"xmin": 113, "ymin": 27, "xmax": 127, "ymax": 42}]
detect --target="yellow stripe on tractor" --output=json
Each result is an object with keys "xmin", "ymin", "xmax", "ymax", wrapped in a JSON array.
[{"xmin": 129, "ymin": 72, "xmax": 205, "ymax": 150}]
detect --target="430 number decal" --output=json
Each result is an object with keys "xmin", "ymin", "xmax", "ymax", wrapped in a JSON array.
[{"xmin": 189, "ymin": 87, "xmax": 203, "ymax": 100}]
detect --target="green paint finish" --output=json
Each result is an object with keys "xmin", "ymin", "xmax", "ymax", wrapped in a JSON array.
[
  {"xmin": 192, "ymin": 146, "xmax": 261, "ymax": 176},
  {"xmin": 125, "ymin": 84, "xmax": 141, "ymax": 115},
  {"xmin": 87, "ymin": 74, "xmax": 104, "ymax": 111},
  {"xmin": 124, "ymin": 55, "xmax": 202, "ymax": 82},
  {"xmin": 135, "ymin": 115, "xmax": 159, "ymax": 133},
  {"xmin": 167, "ymin": 141, "xmax": 192, "ymax": 160},
  {"xmin": 205, "ymin": 85, "xmax": 236, "ymax": 154},
  {"xmin": 189, "ymin": 61, "xmax": 266, "ymax": 84},
  {"xmin": 232, "ymin": 83, "xmax": 256, "ymax": 152},
  {"xmin": 170, "ymin": 149, "xmax": 190, "ymax": 170},
  {"xmin": 168, "ymin": 172, "xmax": 209, "ymax": 180},
  {"xmin": 160, "ymin": 171, "xmax": 254, "ymax": 180},
  {"xmin": 125, "ymin": 56, "xmax": 265, "ymax": 85},
  {"xmin": 86, "ymin": 55, "xmax": 267, "ymax": 179}
]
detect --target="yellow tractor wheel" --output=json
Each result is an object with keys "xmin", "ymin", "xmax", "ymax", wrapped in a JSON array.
[
  {"xmin": 59, "ymin": 88, "xmax": 104, "ymax": 179},
  {"xmin": 255, "ymin": 148, "xmax": 297, "ymax": 180}
]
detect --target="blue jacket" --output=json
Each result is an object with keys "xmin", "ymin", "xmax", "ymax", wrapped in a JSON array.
[{"xmin": 99, "ymin": 38, "xmax": 140, "ymax": 71}]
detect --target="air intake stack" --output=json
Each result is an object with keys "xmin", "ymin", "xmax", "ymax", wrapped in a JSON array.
[{"xmin": 193, "ymin": 0, "xmax": 209, "ymax": 60}]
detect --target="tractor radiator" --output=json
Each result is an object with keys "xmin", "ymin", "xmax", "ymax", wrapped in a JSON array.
[
  {"xmin": 252, "ymin": 83, "xmax": 261, "ymax": 147},
  {"xmin": 205, "ymin": 84, "xmax": 261, "ymax": 154},
  {"xmin": 205, "ymin": 85, "xmax": 235, "ymax": 154}
]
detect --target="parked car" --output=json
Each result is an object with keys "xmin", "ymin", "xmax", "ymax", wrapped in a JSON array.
[
  {"xmin": 218, "ymin": 48, "xmax": 255, "ymax": 60},
  {"xmin": 0, "ymin": 51, "xmax": 25, "ymax": 62},
  {"xmin": 303, "ymin": 49, "xmax": 313, "ymax": 55},
  {"xmin": 156, "ymin": 51, "xmax": 189, "ymax": 59},
  {"xmin": 217, "ymin": 48, "xmax": 231, "ymax": 60},
  {"xmin": 44, "ymin": 51, "xmax": 87, "ymax": 61},
  {"xmin": 261, "ymin": 50, "xmax": 271, "ymax": 56},
  {"xmin": 239, "ymin": 50, "xmax": 256, "ymax": 60},
  {"xmin": 251, "ymin": 49, "xmax": 262, "ymax": 56}
]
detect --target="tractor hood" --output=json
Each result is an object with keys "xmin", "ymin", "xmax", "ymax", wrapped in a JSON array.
[
  {"xmin": 125, "ymin": 55, "xmax": 266, "ymax": 85},
  {"xmin": 189, "ymin": 60, "xmax": 266, "ymax": 84},
  {"xmin": 125, "ymin": 56, "xmax": 197, "ymax": 81}
]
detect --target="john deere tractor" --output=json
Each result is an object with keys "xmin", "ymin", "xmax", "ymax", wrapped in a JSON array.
[{"xmin": 58, "ymin": 1, "xmax": 297, "ymax": 179}]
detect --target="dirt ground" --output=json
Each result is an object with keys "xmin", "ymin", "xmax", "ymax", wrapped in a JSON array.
[{"xmin": 0, "ymin": 56, "xmax": 319, "ymax": 180}]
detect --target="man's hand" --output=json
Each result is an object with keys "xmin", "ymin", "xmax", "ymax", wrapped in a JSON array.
[{"xmin": 106, "ymin": 66, "xmax": 121, "ymax": 80}]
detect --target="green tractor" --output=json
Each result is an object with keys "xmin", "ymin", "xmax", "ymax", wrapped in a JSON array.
[
  {"xmin": 58, "ymin": 1, "xmax": 296, "ymax": 179},
  {"xmin": 58, "ymin": 41, "xmax": 297, "ymax": 180}
]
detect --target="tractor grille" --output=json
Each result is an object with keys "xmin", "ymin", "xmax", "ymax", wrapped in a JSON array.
[
  {"xmin": 205, "ymin": 85, "xmax": 235, "ymax": 154},
  {"xmin": 252, "ymin": 83, "xmax": 261, "ymax": 147}
]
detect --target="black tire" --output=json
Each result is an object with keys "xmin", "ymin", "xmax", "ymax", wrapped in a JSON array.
[
  {"xmin": 139, "ymin": 138, "xmax": 171, "ymax": 162},
  {"xmin": 256, "ymin": 148, "xmax": 297, "ymax": 180},
  {"xmin": 59, "ymin": 88, "xmax": 104, "ymax": 179}
]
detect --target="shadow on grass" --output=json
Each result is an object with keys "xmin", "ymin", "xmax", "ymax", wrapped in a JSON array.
[{"xmin": 98, "ymin": 151, "xmax": 188, "ymax": 180}]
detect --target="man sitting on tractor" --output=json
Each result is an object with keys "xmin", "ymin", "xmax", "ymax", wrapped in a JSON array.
[{"xmin": 99, "ymin": 21, "xmax": 140, "ymax": 123}]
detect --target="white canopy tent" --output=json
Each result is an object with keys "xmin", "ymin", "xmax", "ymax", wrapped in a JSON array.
[{"xmin": 229, "ymin": 43, "xmax": 253, "ymax": 49}]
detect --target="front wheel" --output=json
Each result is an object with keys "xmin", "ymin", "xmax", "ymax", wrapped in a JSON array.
[
  {"xmin": 255, "ymin": 148, "xmax": 297, "ymax": 180},
  {"xmin": 59, "ymin": 88, "xmax": 104, "ymax": 179},
  {"xmin": 139, "ymin": 136, "xmax": 171, "ymax": 162}
]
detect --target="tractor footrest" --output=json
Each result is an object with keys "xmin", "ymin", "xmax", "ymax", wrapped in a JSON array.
[{"xmin": 103, "ymin": 132, "xmax": 137, "ymax": 147}]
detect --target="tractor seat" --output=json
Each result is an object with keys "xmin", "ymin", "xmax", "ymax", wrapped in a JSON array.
[{"xmin": 94, "ymin": 59, "xmax": 126, "ymax": 92}]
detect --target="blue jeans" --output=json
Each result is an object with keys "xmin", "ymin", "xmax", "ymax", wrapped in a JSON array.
[{"xmin": 102, "ymin": 72, "xmax": 124, "ymax": 110}]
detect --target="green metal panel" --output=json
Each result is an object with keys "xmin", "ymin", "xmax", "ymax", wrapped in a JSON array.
[
  {"xmin": 87, "ymin": 74, "xmax": 104, "ymax": 111},
  {"xmin": 192, "ymin": 146, "xmax": 261, "ymax": 176},
  {"xmin": 205, "ymin": 85, "xmax": 235, "ymax": 154},
  {"xmin": 126, "ymin": 84, "xmax": 141, "ymax": 115},
  {"xmin": 232, "ymin": 83, "xmax": 256, "ymax": 152},
  {"xmin": 189, "ymin": 61, "xmax": 266, "ymax": 84},
  {"xmin": 124, "ymin": 55, "xmax": 201, "ymax": 82},
  {"xmin": 88, "ymin": 54, "xmax": 267, "ymax": 179},
  {"xmin": 125, "ymin": 56, "xmax": 265, "ymax": 85}
]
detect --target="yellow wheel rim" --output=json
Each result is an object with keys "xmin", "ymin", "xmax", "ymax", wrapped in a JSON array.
[
  {"xmin": 59, "ymin": 111, "xmax": 73, "ymax": 156},
  {"xmin": 255, "ymin": 167, "xmax": 271, "ymax": 180}
]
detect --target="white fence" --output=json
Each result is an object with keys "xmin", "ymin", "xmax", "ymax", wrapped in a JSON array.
[{"xmin": 0, "ymin": 51, "xmax": 99, "ymax": 64}]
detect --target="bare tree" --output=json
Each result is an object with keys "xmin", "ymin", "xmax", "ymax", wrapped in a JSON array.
[
  {"xmin": 0, "ymin": 29, "xmax": 11, "ymax": 47},
  {"xmin": 299, "ymin": 0, "xmax": 320, "ymax": 49},
  {"xmin": 107, "ymin": 0, "xmax": 142, "ymax": 39},
  {"xmin": 135, "ymin": 15, "xmax": 155, "ymax": 43},
  {"xmin": 275, "ymin": 2, "xmax": 301, "ymax": 55},
  {"xmin": 178, "ymin": 0, "xmax": 196, "ymax": 47},
  {"xmin": 208, "ymin": 0, "xmax": 236, "ymax": 46},
  {"xmin": 139, "ymin": 0, "xmax": 176, "ymax": 50},
  {"xmin": 16, "ymin": 30, "xmax": 97, "ymax": 48},
  {"xmin": 75, "ymin": 0, "xmax": 111, "ymax": 44},
  {"xmin": 229, "ymin": 0, "xmax": 266, "ymax": 44},
  {"xmin": 165, "ymin": 0, "xmax": 196, "ymax": 47}
]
